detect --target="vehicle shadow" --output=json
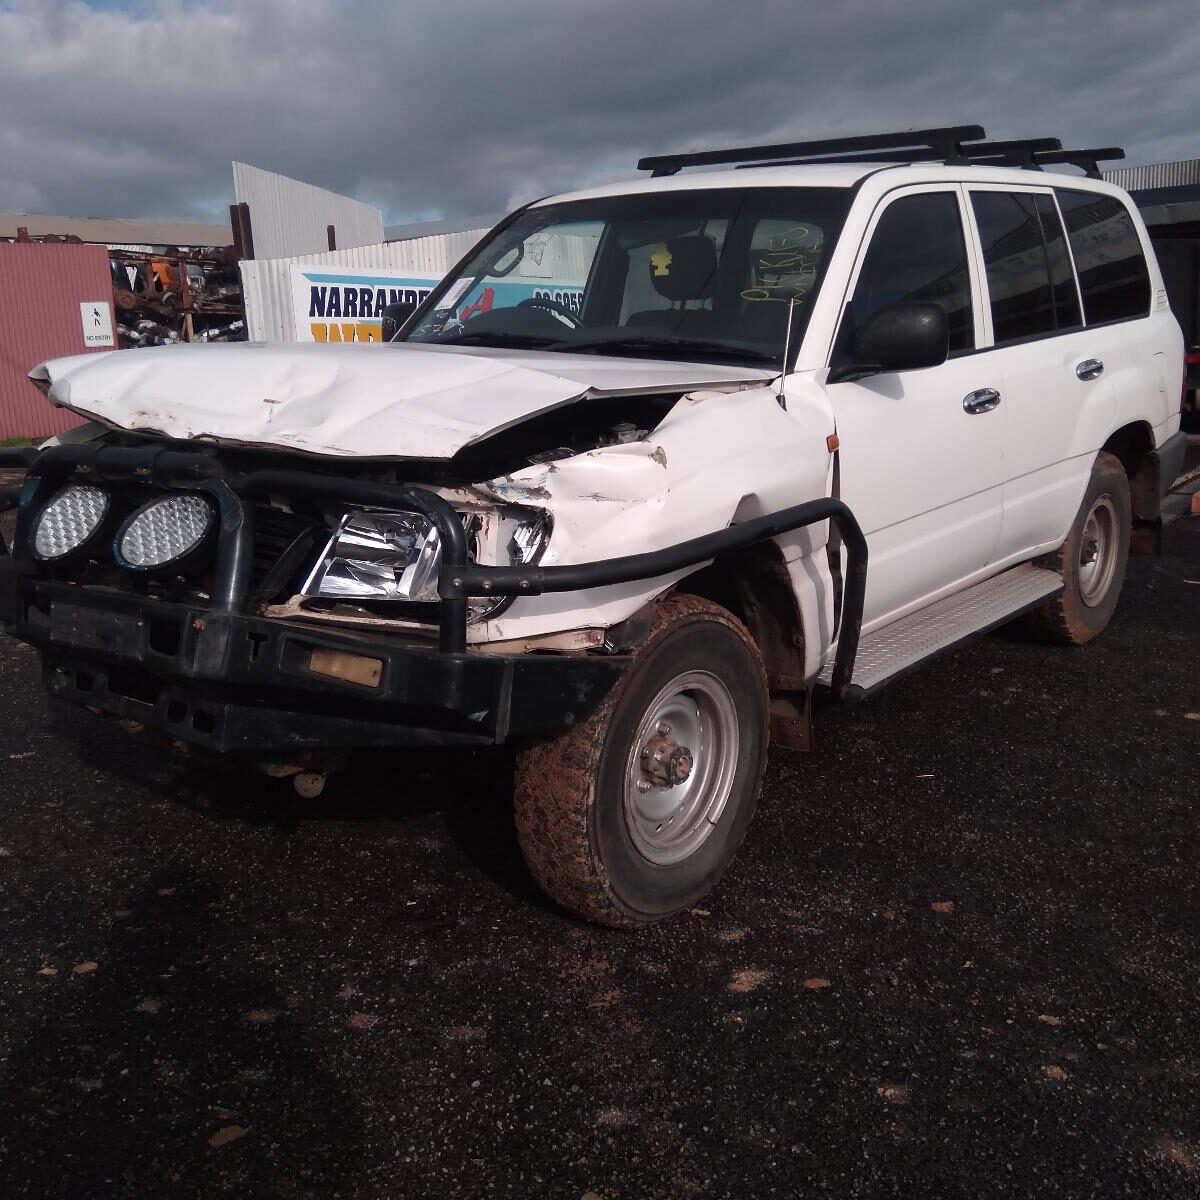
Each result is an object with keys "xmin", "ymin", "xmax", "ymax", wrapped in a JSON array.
[{"xmin": 57, "ymin": 704, "xmax": 556, "ymax": 915}]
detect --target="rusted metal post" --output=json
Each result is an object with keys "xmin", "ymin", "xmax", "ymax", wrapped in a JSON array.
[
  {"xmin": 229, "ymin": 202, "xmax": 255, "ymax": 260},
  {"xmin": 178, "ymin": 256, "xmax": 194, "ymax": 342}
]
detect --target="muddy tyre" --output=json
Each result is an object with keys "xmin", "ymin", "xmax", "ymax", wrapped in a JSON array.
[
  {"xmin": 1022, "ymin": 451, "xmax": 1131, "ymax": 645},
  {"xmin": 513, "ymin": 595, "xmax": 769, "ymax": 927}
]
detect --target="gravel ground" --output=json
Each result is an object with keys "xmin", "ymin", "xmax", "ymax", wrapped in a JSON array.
[{"xmin": 0, "ymin": 509, "xmax": 1197, "ymax": 1199}]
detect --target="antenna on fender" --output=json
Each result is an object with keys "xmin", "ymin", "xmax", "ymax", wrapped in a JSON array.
[{"xmin": 776, "ymin": 296, "xmax": 798, "ymax": 410}]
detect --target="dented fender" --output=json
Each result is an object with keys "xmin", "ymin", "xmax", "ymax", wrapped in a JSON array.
[{"xmin": 472, "ymin": 377, "xmax": 840, "ymax": 677}]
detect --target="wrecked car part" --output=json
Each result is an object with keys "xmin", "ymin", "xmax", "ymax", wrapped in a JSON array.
[
  {"xmin": 304, "ymin": 509, "xmax": 443, "ymax": 602},
  {"xmin": 446, "ymin": 394, "xmax": 681, "ymax": 479},
  {"xmin": 4, "ymin": 445, "xmax": 866, "ymax": 700},
  {"xmin": 302, "ymin": 504, "xmax": 550, "ymax": 623},
  {"xmin": 9, "ymin": 582, "xmax": 629, "ymax": 754},
  {"xmin": 28, "ymin": 344, "xmax": 770, "ymax": 464}
]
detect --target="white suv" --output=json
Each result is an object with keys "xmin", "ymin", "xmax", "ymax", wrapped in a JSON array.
[{"xmin": 1, "ymin": 126, "xmax": 1186, "ymax": 926}]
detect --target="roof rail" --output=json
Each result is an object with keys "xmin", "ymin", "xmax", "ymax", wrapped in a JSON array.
[
  {"xmin": 967, "ymin": 146, "xmax": 1125, "ymax": 179},
  {"xmin": 636, "ymin": 125, "xmax": 986, "ymax": 177},
  {"xmin": 1036, "ymin": 147, "xmax": 1125, "ymax": 179},
  {"xmin": 744, "ymin": 137, "xmax": 1063, "ymax": 170}
]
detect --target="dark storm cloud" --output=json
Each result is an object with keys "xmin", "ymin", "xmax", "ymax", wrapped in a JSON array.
[{"xmin": 1, "ymin": 0, "xmax": 1197, "ymax": 223}]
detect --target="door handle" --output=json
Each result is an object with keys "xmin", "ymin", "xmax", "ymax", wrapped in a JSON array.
[
  {"xmin": 963, "ymin": 387, "xmax": 1001, "ymax": 415},
  {"xmin": 1076, "ymin": 358, "xmax": 1104, "ymax": 381}
]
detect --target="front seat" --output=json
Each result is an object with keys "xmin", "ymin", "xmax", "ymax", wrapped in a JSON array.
[{"xmin": 625, "ymin": 234, "xmax": 720, "ymax": 337}]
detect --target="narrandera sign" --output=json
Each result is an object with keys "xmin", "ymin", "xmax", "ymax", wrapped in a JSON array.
[
  {"xmin": 292, "ymin": 264, "xmax": 586, "ymax": 343},
  {"xmin": 292, "ymin": 265, "xmax": 440, "ymax": 343}
]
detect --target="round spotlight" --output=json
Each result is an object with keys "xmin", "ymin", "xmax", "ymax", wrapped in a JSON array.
[
  {"xmin": 31, "ymin": 484, "xmax": 111, "ymax": 561},
  {"xmin": 115, "ymin": 493, "xmax": 215, "ymax": 571}
]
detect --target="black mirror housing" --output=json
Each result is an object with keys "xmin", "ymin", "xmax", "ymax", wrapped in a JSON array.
[
  {"xmin": 381, "ymin": 301, "xmax": 418, "ymax": 342},
  {"xmin": 830, "ymin": 302, "xmax": 949, "ymax": 382}
]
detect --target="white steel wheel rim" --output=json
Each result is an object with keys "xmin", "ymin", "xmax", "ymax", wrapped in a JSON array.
[
  {"xmin": 623, "ymin": 670, "xmax": 740, "ymax": 867},
  {"xmin": 1078, "ymin": 494, "xmax": 1118, "ymax": 608}
]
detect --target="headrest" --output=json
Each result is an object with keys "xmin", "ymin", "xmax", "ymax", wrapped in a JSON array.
[{"xmin": 648, "ymin": 235, "xmax": 718, "ymax": 302}]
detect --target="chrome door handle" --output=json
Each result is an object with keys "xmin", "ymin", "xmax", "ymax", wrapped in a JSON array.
[
  {"xmin": 963, "ymin": 387, "xmax": 1001, "ymax": 414},
  {"xmin": 1076, "ymin": 358, "xmax": 1104, "ymax": 381}
]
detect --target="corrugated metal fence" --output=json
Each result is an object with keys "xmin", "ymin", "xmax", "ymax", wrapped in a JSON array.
[
  {"xmin": 0, "ymin": 242, "xmax": 114, "ymax": 440},
  {"xmin": 241, "ymin": 231, "xmax": 486, "ymax": 342},
  {"xmin": 233, "ymin": 162, "xmax": 385, "ymax": 260},
  {"xmin": 1104, "ymin": 159, "xmax": 1200, "ymax": 192}
]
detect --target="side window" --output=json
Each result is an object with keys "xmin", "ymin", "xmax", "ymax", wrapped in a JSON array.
[
  {"xmin": 970, "ymin": 191, "xmax": 1081, "ymax": 343},
  {"xmin": 836, "ymin": 192, "xmax": 974, "ymax": 361},
  {"xmin": 1055, "ymin": 190, "xmax": 1151, "ymax": 324},
  {"xmin": 1033, "ymin": 195, "xmax": 1082, "ymax": 331}
]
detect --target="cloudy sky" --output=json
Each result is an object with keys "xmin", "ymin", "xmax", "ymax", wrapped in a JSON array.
[{"xmin": 1, "ymin": 0, "xmax": 1198, "ymax": 226}]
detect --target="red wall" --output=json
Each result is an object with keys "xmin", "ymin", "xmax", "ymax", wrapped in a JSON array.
[{"xmin": 0, "ymin": 242, "xmax": 115, "ymax": 440}]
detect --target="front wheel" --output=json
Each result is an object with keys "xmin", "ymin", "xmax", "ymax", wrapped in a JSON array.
[
  {"xmin": 1022, "ymin": 451, "xmax": 1131, "ymax": 645},
  {"xmin": 513, "ymin": 595, "xmax": 769, "ymax": 927}
]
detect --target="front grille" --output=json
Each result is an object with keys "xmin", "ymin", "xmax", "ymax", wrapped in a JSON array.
[{"xmin": 249, "ymin": 506, "xmax": 321, "ymax": 606}]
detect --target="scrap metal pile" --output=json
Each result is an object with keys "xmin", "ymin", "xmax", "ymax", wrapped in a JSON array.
[{"xmin": 109, "ymin": 247, "xmax": 246, "ymax": 347}]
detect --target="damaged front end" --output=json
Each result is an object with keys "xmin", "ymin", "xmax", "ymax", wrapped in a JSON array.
[
  {"xmin": 0, "ymin": 438, "xmax": 634, "ymax": 763},
  {"xmin": 0, "ymin": 359, "xmax": 867, "ymax": 771}
]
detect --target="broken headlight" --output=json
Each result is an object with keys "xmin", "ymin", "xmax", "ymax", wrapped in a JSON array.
[{"xmin": 302, "ymin": 506, "xmax": 550, "ymax": 620}]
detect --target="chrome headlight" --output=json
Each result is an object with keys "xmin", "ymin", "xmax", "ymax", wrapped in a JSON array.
[
  {"xmin": 115, "ymin": 493, "xmax": 216, "ymax": 571},
  {"xmin": 303, "ymin": 510, "xmax": 442, "ymax": 601},
  {"xmin": 303, "ymin": 506, "xmax": 550, "ymax": 619},
  {"xmin": 31, "ymin": 484, "xmax": 111, "ymax": 561}
]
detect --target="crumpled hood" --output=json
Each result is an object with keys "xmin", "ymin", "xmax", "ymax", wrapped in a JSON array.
[{"xmin": 31, "ymin": 341, "xmax": 773, "ymax": 460}]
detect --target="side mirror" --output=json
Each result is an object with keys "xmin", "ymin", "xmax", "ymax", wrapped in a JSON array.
[
  {"xmin": 381, "ymin": 301, "xmax": 418, "ymax": 342},
  {"xmin": 829, "ymin": 302, "xmax": 949, "ymax": 382}
]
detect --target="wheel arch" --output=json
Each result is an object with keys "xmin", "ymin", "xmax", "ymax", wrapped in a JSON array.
[
  {"xmin": 1100, "ymin": 420, "xmax": 1163, "ymax": 554},
  {"xmin": 671, "ymin": 540, "xmax": 813, "ymax": 750}
]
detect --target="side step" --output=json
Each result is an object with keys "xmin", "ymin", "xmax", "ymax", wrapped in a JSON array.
[{"xmin": 818, "ymin": 564, "xmax": 1062, "ymax": 698}]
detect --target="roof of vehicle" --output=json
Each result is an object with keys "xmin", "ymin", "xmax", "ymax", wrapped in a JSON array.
[{"xmin": 542, "ymin": 161, "xmax": 1130, "ymax": 207}]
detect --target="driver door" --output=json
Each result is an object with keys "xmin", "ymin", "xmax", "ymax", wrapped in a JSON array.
[{"xmin": 824, "ymin": 186, "xmax": 1006, "ymax": 629}]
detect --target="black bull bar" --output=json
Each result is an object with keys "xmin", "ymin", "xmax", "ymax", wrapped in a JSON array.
[{"xmin": 0, "ymin": 443, "xmax": 866, "ymax": 698}]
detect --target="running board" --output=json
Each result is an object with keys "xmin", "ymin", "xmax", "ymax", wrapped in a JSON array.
[{"xmin": 818, "ymin": 564, "xmax": 1062, "ymax": 698}]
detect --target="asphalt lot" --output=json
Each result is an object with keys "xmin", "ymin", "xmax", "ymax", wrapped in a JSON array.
[{"xmin": 0, "ymin": 505, "xmax": 1198, "ymax": 1199}]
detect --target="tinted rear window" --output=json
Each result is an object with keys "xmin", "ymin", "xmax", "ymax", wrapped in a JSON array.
[
  {"xmin": 1034, "ymin": 194, "xmax": 1083, "ymax": 331},
  {"xmin": 971, "ymin": 192, "xmax": 1058, "ymax": 343},
  {"xmin": 1056, "ymin": 190, "xmax": 1150, "ymax": 324}
]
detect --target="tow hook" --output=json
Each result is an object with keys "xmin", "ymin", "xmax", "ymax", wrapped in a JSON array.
[{"xmin": 261, "ymin": 754, "xmax": 349, "ymax": 798}]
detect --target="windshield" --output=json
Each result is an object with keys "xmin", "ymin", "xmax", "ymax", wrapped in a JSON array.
[{"xmin": 405, "ymin": 187, "xmax": 851, "ymax": 366}]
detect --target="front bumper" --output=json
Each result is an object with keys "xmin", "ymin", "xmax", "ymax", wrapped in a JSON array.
[{"xmin": 0, "ymin": 567, "xmax": 627, "ymax": 755}]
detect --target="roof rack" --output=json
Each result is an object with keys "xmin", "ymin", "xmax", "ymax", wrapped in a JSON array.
[
  {"xmin": 636, "ymin": 125, "xmax": 986, "ymax": 177},
  {"xmin": 745, "ymin": 137, "xmax": 1063, "ymax": 169},
  {"xmin": 637, "ymin": 131, "xmax": 1127, "ymax": 180},
  {"xmin": 964, "ymin": 146, "xmax": 1125, "ymax": 178},
  {"xmin": 1030, "ymin": 147, "xmax": 1125, "ymax": 179}
]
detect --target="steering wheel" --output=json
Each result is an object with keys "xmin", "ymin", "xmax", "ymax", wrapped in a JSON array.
[{"xmin": 517, "ymin": 295, "xmax": 582, "ymax": 327}]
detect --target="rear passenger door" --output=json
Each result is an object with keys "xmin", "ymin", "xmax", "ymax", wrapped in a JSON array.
[
  {"xmin": 966, "ymin": 186, "xmax": 1151, "ymax": 558},
  {"xmin": 825, "ymin": 186, "xmax": 1006, "ymax": 628}
]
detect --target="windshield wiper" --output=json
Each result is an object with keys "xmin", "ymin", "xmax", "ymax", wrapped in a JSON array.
[
  {"xmin": 439, "ymin": 331, "xmax": 558, "ymax": 349},
  {"xmin": 547, "ymin": 333, "xmax": 779, "ymax": 366}
]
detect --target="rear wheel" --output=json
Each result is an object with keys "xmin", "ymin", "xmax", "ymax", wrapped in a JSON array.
[
  {"xmin": 1022, "ymin": 451, "xmax": 1131, "ymax": 645},
  {"xmin": 513, "ymin": 595, "xmax": 769, "ymax": 927}
]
